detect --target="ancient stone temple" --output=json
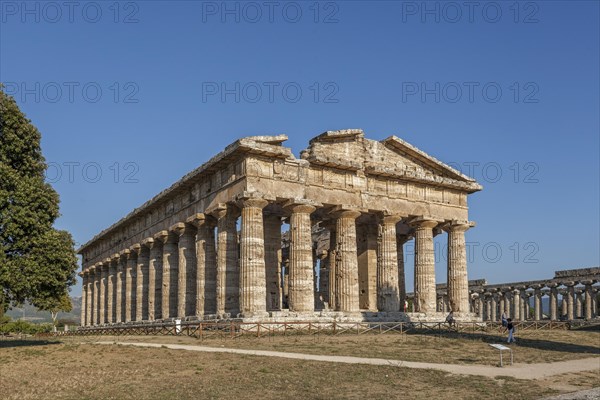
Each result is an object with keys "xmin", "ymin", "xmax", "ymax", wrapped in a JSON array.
[{"xmin": 78, "ymin": 129, "xmax": 482, "ymax": 326}]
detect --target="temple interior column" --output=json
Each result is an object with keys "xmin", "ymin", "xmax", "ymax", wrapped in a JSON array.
[
  {"xmin": 325, "ymin": 222, "xmax": 337, "ymax": 311},
  {"xmin": 172, "ymin": 223, "xmax": 197, "ymax": 318},
  {"xmin": 411, "ymin": 218, "xmax": 439, "ymax": 313},
  {"xmin": 187, "ymin": 214, "xmax": 217, "ymax": 317},
  {"xmin": 396, "ymin": 233, "xmax": 410, "ymax": 311},
  {"xmin": 333, "ymin": 208, "xmax": 361, "ymax": 313},
  {"xmin": 357, "ymin": 221, "xmax": 377, "ymax": 311},
  {"xmin": 263, "ymin": 214, "xmax": 282, "ymax": 312},
  {"xmin": 238, "ymin": 197, "xmax": 269, "ymax": 317},
  {"xmin": 376, "ymin": 214, "xmax": 403, "ymax": 312},
  {"xmin": 317, "ymin": 251, "xmax": 329, "ymax": 308},
  {"xmin": 210, "ymin": 204, "xmax": 240, "ymax": 316},
  {"xmin": 285, "ymin": 201, "xmax": 317, "ymax": 313},
  {"xmin": 445, "ymin": 222, "xmax": 472, "ymax": 313}
]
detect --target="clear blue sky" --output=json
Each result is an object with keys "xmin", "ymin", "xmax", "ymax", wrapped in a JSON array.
[{"xmin": 1, "ymin": 1, "xmax": 598, "ymax": 297}]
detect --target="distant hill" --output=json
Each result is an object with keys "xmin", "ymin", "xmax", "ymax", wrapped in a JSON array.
[{"xmin": 6, "ymin": 296, "xmax": 81, "ymax": 325}]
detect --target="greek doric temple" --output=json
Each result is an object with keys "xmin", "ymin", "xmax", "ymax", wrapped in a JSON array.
[
  {"xmin": 77, "ymin": 129, "xmax": 482, "ymax": 326},
  {"xmin": 425, "ymin": 267, "xmax": 600, "ymax": 321}
]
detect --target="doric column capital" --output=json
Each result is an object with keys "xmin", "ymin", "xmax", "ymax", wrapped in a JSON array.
[
  {"xmin": 119, "ymin": 248, "xmax": 132, "ymax": 260},
  {"xmin": 142, "ymin": 237, "xmax": 155, "ymax": 249},
  {"xmin": 110, "ymin": 253, "xmax": 120, "ymax": 263},
  {"xmin": 377, "ymin": 212, "xmax": 406, "ymax": 225},
  {"xmin": 130, "ymin": 243, "xmax": 143, "ymax": 255},
  {"xmin": 409, "ymin": 216, "xmax": 443, "ymax": 230},
  {"xmin": 580, "ymin": 280, "xmax": 594, "ymax": 286},
  {"xmin": 283, "ymin": 199, "xmax": 318, "ymax": 215},
  {"xmin": 102, "ymin": 258, "xmax": 111, "ymax": 266},
  {"xmin": 236, "ymin": 192, "xmax": 269, "ymax": 210},
  {"xmin": 186, "ymin": 213, "xmax": 216, "ymax": 228},
  {"xmin": 442, "ymin": 220, "xmax": 476, "ymax": 233},
  {"xmin": 153, "ymin": 229, "xmax": 177, "ymax": 244},
  {"xmin": 170, "ymin": 222, "xmax": 196, "ymax": 237},
  {"xmin": 563, "ymin": 281, "xmax": 576, "ymax": 287},
  {"xmin": 330, "ymin": 205, "xmax": 362, "ymax": 220},
  {"xmin": 546, "ymin": 282, "xmax": 558, "ymax": 288}
]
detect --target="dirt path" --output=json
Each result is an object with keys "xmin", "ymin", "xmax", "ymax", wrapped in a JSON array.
[{"xmin": 94, "ymin": 341, "xmax": 600, "ymax": 379}]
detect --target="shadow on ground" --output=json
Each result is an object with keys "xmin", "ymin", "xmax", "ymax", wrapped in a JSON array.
[
  {"xmin": 405, "ymin": 330, "xmax": 600, "ymax": 356},
  {"xmin": 0, "ymin": 339, "xmax": 61, "ymax": 349}
]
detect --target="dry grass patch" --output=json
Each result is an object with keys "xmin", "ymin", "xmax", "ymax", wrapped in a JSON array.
[
  {"xmin": 82, "ymin": 328, "xmax": 600, "ymax": 366},
  {"xmin": 0, "ymin": 339, "xmax": 568, "ymax": 400}
]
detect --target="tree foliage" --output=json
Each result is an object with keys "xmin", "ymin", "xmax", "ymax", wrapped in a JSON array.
[{"xmin": 0, "ymin": 87, "xmax": 78, "ymax": 314}]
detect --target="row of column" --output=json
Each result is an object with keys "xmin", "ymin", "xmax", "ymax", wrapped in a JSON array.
[
  {"xmin": 81, "ymin": 199, "xmax": 473, "ymax": 326},
  {"xmin": 474, "ymin": 282, "xmax": 599, "ymax": 321}
]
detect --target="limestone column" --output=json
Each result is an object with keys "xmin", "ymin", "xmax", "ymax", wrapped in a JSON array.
[
  {"xmin": 123, "ymin": 249, "xmax": 135, "ymax": 322},
  {"xmin": 85, "ymin": 270, "xmax": 93, "ymax": 326},
  {"xmin": 592, "ymin": 289, "xmax": 598, "ymax": 317},
  {"xmin": 104, "ymin": 257, "xmax": 117, "ymax": 324},
  {"xmin": 333, "ymin": 208, "xmax": 361, "ymax": 313},
  {"xmin": 80, "ymin": 272, "xmax": 87, "ymax": 326},
  {"xmin": 445, "ymin": 221, "xmax": 472, "ymax": 313},
  {"xmin": 560, "ymin": 290, "xmax": 567, "ymax": 318},
  {"xmin": 519, "ymin": 289, "xmax": 527, "ymax": 321},
  {"xmin": 576, "ymin": 289, "xmax": 584, "ymax": 318},
  {"xmin": 171, "ymin": 223, "xmax": 197, "ymax": 318},
  {"xmin": 375, "ymin": 214, "xmax": 403, "ymax": 312},
  {"xmin": 91, "ymin": 266, "xmax": 99, "ymax": 325},
  {"xmin": 132, "ymin": 243, "xmax": 150, "ymax": 321},
  {"xmin": 116, "ymin": 254, "xmax": 125, "ymax": 323},
  {"xmin": 317, "ymin": 251, "xmax": 329, "ymax": 308},
  {"xmin": 498, "ymin": 293, "xmax": 505, "ymax": 319},
  {"xmin": 510, "ymin": 289, "xmax": 520, "ymax": 321},
  {"xmin": 263, "ymin": 214, "xmax": 282, "ymax": 311},
  {"xmin": 237, "ymin": 196, "xmax": 269, "ymax": 317},
  {"xmin": 396, "ymin": 233, "xmax": 410, "ymax": 309},
  {"xmin": 580, "ymin": 281, "xmax": 592, "ymax": 320},
  {"xmin": 411, "ymin": 218, "xmax": 439, "ymax": 313},
  {"xmin": 490, "ymin": 292, "xmax": 497, "ymax": 321},
  {"xmin": 525, "ymin": 294, "xmax": 531, "ymax": 320},
  {"xmin": 187, "ymin": 214, "xmax": 217, "ymax": 316},
  {"xmin": 285, "ymin": 201, "xmax": 317, "ymax": 313},
  {"xmin": 533, "ymin": 285, "xmax": 542, "ymax": 321},
  {"xmin": 99, "ymin": 261, "xmax": 108, "ymax": 324},
  {"xmin": 485, "ymin": 293, "xmax": 492, "ymax": 321},
  {"xmin": 210, "ymin": 204, "xmax": 240, "ymax": 316},
  {"xmin": 548, "ymin": 284, "xmax": 558, "ymax": 321},
  {"xmin": 143, "ymin": 237, "xmax": 161, "ymax": 321},
  {"xmin": 155, "ymin": 230, "xmax": 179, "ymax": 319},
  {"xmin": 504, "ymin": 290, "xmax": 512, "ymax": 319},
  {"xmin": 566, "ymin": 282, "xmax": 575, "ymax": 320},
  {"xmin": 324, "ymin": 221, "xmax": 337, "ymax": 311}
]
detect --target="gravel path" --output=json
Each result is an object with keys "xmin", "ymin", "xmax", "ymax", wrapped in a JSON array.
[{"xmin": 94, "ymin": 341, "xmax": 600, "ymax": 380}]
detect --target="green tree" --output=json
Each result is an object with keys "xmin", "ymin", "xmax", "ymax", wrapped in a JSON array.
[
  {"xmin": 0, "ymin": 87, "xmax": 78, "ymax": 317},
  {"xmin": 37, "ymin": 292, "xmax": 73, "ymax": 331}
]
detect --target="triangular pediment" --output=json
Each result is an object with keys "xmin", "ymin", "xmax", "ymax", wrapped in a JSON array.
[{"xmin": 301, "ymin": 129, "xmax": 482, "ymax": 193}]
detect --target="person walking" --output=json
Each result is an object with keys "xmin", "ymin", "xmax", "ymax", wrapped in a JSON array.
[{"xmin": 507, "ymin": 318, "xmax": 516, "ymax": 343}]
